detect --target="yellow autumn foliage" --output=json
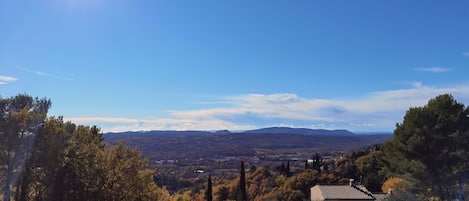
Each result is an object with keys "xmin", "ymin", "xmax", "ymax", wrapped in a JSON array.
[{"xmin": 381, "ymin": 177, "xmax": 408, "ymax": 193}]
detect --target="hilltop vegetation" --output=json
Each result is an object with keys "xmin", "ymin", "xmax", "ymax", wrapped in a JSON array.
[
  {"xmin": 104, "ymin": 129, "xmax": 391, "ymax": 193},
  {"xmin": 2, "ymin": 93, "xmax": 469, "ymax": 201},
  {"xmin": 172, "ymin": 146, "xmax": 385, "ymax": 201},
  {"xmin": 381, "ymin": 94, "xmax": 469, "ymax": 200},
  {"xmin": 170, "ymin": 94, "xmax": 469, "ymax": 201},
  {"xmin": 0, "ymin": 95, "xmax": 171, "ymax": 201}
]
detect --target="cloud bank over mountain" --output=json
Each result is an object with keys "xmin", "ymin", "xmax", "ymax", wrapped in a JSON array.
[{"xmin": 67, "ymin": 82, "xmax": 469, "ymax": 133}]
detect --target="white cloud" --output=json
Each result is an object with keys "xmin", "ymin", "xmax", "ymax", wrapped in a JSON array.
[
  {"xmin": 413, "ymin": 67, "xmax": 451, "ymax": 73},
  {"xmin": 17, "ymin": 66, "xmax": 75, "ymax": 81},
  {"xmin": 65, "ymin": 116, "xmax": 255, "ymax": 133},
  {"xmin": 66, "ymin": 83, "xmax": 469, "ymax": 133},
  {"xmin": 0, "ymin": 75, "xmax": 18, "ymax": 85}
]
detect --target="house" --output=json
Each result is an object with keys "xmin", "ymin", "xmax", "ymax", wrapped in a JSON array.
[{"xmin": 310, "ymin": 180, "xmax": 388, "ymax": 201}]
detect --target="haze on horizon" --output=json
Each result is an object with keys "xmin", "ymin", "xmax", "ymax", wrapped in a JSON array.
[{"xmin": 1, "ymin": 0, "xmax": 468, "ymax": 133}]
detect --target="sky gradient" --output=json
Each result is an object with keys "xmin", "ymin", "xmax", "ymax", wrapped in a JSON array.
[{"xmin": 1, "ymin": 0, "xmax": 469, "ymax": 132}]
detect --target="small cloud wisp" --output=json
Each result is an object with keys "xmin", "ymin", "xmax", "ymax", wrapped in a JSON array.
[
  {"xmin": 0, "ymin": 75, "xmax": 18, "ymax": 85},
  {"xmin": 17, "ymin": 66, "xmax": 75, "ymax": 81},
  {"xmin": 413, "ymin": 67, "xmax": 451, "ymax": 73}
]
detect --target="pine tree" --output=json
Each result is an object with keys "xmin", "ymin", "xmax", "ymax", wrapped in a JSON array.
[
  {"xmin": 382, "ymin": 94, "xmax": 469, "ymax": 200},
  {"xmin": 0, "ymin": 95, "xmax": 51, "ymax": 201}
]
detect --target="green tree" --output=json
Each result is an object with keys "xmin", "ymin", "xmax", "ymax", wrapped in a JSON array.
[
  {"xmin": 334, "ymin": 155, "xmax": 358, "ymax": 180},
  {"xmin": 384, "ymin": 191, "xmax": 419, "ymax": 201},
  {"xmin": 355, "ymin": 150, "xmax": 384, "ymax": 192},
  {"xmin": 312, "ymin": 153, "xmax": 323, "ymax": 173},
  {"xmin": 0, "ymin": 94, "xmax": 51, "ymax": 201},
  {"xmin": 382, "ymin": 94, "xmax": 469, "ymax": 200},
  {"xmin": 57, "ymin": 127, "xmax": 165, "ymax": 201},
  {"xmin": 215, "ymin": 186, "xmax": 229, "ymax": 201},
  {"xmin": 54, "ymin": 125, "xmax": 105, "ymax": 201},
  {"xmin": 15, "ymin": 117, "xmax": 74, "ymax": 201},
  {"xmin": 282, "ymin": 169, "xmax": 319, "ymax": 199},
  {"xmin": 2, "ymin": 94, "xmax": 171, "ymax": 201},
  {"xmin": 244, "ymin": 166, "xmax": 276, "ymax": 201},
  {"xmin": 205, "ymin": 174, "xmax": 213, "ymax": 201},
  {"xmin": 237, "ymin": 161, "xmax": 247, "ymax": 201},
  {"xmin": 101, "ymin": 142, "xmax": 163, "ymax": 201}
]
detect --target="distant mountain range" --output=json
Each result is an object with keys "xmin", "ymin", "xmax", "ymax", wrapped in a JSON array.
[
  {"xmin": 242, "ymin": 127, "xmax": 356, "ymax": 135},
  {"xmin": 106, "ymin": 127, "xmax": 388, "ymax": 136}
]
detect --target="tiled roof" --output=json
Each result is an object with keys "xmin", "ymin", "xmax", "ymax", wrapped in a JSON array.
[{"xmin": 311, "ymin": 185, "xmax": 375, "ymax": 200}]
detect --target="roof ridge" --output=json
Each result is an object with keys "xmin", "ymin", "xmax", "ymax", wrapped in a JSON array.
[
  {"xmin": 351, "ymin": 184, "xmax": 375, "ymax": 199},
  {"xmin": 315, "ymin": 183, "xmax": 349, "ymax": 186}
]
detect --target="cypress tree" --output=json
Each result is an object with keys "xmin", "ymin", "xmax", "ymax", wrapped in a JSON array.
[
  {"xmin": 312, "ymin": 152, "xmax": 323, "ymax": 173},
  {"xmin": 238, "ymin": 161, "xmax": 247, "ymax": 201},
  {"xmin": 205, "ymin": 174, "xmax": 213, "ymax": 201},
  {"xmin": 279, "ymin": 163, "xmax": 286, "ymax": 175}
]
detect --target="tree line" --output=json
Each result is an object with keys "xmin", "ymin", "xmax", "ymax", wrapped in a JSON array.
[
  {"xmin": 177, "ymin": 94, "xmax": 469, "ymax": 201},
  {"xmin": 2, "ymin": 93, "xmax": 468, "ymax": 201},
  {"xmin": 0, "ymin": 94, "xmax": 171, "ymax": 201}
]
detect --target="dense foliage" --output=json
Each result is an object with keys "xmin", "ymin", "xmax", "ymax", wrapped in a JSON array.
[
  {"xmin": 0, "ymin": 94, "xmax": 171, "ymax": 201},
  {"xmin": 172, "ymin": 149, "xmax": 381, "ymax": 201},
  {"xmin": 0, "ymin": 94, "xmax": 51, "ymax": 201},
  {"xmin": 382, "ymin": 94, "xmax": 469, "ymax": 200},
  {"xmin": 171, "ymin": 94, "xmax": 469, "ymax": 201},
  {"xmin": 3, "ymin": 93, "xmax": 468, "ymax": 201}
]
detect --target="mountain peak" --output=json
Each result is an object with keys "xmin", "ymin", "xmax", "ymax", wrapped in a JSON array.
[{"xmin": 243, "ymin": 127, "xmax": 355, "ymax": 136}]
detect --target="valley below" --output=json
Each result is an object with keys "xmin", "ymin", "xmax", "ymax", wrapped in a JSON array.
[{"xmin": 104, "ymin": 128, "xmax": 393, "ymax": 192}]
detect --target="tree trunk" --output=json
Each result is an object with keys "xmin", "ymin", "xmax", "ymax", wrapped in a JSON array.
[
  {"xmin": 3, "ymin": 164, "xmax": 13, "ymax": 201},
  {"xmin": 18, "ymin": 162, "xmax": 32, "ymax": 201}
]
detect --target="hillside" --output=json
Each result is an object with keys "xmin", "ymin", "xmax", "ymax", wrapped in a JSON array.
[
  {"xmin": 104, "ymin": 129, "xmax": 393, "ymax": 162},
  {"xmin": 243, "ymin": 127, "xmax": 355, "ymax": 135},
  {"xmin": 104, "ymin": 129, "xmax": 392, "ymax": 193}
]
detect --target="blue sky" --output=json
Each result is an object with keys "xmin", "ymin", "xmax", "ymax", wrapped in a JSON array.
[{"xmin": 1, "ymin": 0, "xmax": 468, "ymax": 132}]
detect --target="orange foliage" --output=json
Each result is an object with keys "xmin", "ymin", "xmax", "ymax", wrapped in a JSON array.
[{"xmin": 381, "ymin": 177, "xmax": 408, "ymax": 193}]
